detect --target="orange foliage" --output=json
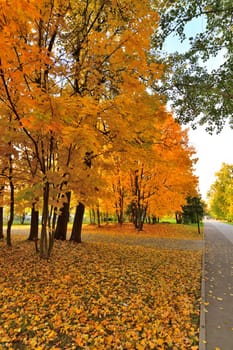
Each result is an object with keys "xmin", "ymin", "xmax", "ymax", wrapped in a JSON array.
[{"xmin": 0, "ymin": 0, "xmax": 199, "ymax": 254}]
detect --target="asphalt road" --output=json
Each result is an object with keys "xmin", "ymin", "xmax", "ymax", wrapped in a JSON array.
[{"xmin": 202, "ymin": 220, "xmax": 233, "ymax": 350}]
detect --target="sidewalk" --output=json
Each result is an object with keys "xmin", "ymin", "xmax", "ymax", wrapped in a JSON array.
[{"xmin": 199, "ymin": 221, "xmax": 233, "ymax": 350}]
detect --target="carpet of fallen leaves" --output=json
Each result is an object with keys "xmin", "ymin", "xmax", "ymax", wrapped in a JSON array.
[{"xmin": 0, "ymin": 224, "xmax": 202, "ymax": 350}]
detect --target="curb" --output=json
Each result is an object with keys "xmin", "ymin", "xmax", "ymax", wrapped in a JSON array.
[{"xmin": 199, "ymin": 231, "xmax": 207, "ymax": 350}]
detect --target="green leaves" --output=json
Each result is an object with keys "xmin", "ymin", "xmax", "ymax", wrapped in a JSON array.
[
  {"xmin": 154, "ymin": 0, "xmax": 233, "ymax": 132},
  {"xmin": 208, "ymin": 163, "xmax": 233, "ymax": 221}
]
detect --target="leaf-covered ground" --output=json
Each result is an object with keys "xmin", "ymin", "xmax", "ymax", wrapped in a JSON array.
[{"xmin": 0, "ymin": 224, "xmax": 202, "ymax": 349}]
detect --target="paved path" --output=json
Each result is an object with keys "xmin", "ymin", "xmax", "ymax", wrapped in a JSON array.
[{"xmin": 200, "ymin": 221, "xmax": 233, "ymax": 350}]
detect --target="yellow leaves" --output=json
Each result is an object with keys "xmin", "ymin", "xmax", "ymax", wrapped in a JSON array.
[
  {"xmin": 74, "ymin": 336, "xmax": 85, "ymax": 347},
  {"xmin": 46, "ymin": 330, "xmax": 57, "ymax": 340},
  {"xmin": 0, "ymin": 224, "xmax": 201, "ymax": 348},
  {"xmin": 64, "ymin": 274, "xmax": 71, "ymax": 282},
  {"xmin": 157, "ymin": 338, "xmax": 165, "ymax": 346}
]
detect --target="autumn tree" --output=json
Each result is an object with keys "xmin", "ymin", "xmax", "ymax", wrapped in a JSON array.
[
  {"xmin": 0, "ymin": 110, "xmax": 25, "ymax": 245},
  {"xmin": 0, "ymin": 0, "xmax": 78, "ymax": 256},
  {"xmin": 60, "ymin": 0, "xmax": 162, "ymax": 239},
  {"xmin": 0, "ymin": 0, "xmax": 163, "ymax": 255},
  {"xmin": 129, "ymin": 115, "xmax": 198, "ymax": 230},
  {"xmin": 110, "ymin": 157, "xmax": 130, "ymax": 225},
  {"xmin": 103, "ymin": 110, "xmax": 198, "ymax": 230}
]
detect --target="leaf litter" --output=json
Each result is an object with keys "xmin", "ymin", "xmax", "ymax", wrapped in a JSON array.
[{"xmin": 0, "ymin": 224, "xmax": 202, "ymax": 349}]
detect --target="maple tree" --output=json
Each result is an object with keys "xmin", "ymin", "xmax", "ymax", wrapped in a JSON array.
[
  {"xmin": 0, "ymin": 111, "xmax": 27, "ymax": 245},
  {"xmin": 0, "ymin": 0, "xmax": 200, "ymax": 258},
  {"xmin": 102, "ymin": 111, "xmax": 198, "ymax": 230},
  {"xmin": 0, "ymin": 0, "xmax": 162, "ymax": 256}
]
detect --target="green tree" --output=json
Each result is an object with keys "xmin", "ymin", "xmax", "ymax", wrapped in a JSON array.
[
  {"xmin": 153, "ymin": 0, "xmax": 233, "ymax": 132},
  {"xmin": 182, "ymin": 196, "xmax": 204, "ymax": 225},
  {"xmin": 208, "ymin": 163, "xmax": 233, "ymax": 221}
]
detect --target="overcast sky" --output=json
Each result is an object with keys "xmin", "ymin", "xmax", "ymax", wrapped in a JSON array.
[{"xmin": 188, "ymin": 125, "xmax": 233, "ymax": 200}]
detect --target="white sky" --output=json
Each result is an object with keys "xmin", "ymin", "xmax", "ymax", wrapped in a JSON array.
[{"xmin": 188, "ymin": 125, "xmax": 233, "ymax": 200}]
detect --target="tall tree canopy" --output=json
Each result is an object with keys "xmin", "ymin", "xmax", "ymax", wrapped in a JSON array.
[
  {"xmin": 0, "ymin": 0, "xmax": 199, "ymax": 256},
  {"xmin": 154, "ymin": 0, "xmax": 233, "ymax": 133},
  {"xmin": 0, "ymin": 0, "xmax": 170, "ymax": 254}
]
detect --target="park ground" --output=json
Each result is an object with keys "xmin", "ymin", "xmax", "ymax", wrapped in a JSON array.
[{"xmin": 0, "ymin": 223, "xmax": 203, "ymax": 350}]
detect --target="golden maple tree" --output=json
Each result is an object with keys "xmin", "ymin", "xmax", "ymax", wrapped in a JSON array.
[
  {"xmin": 102, "ymin": 110, "xmax": 198, "ymax": 229},
  {"xmin": 0, "ymin": 0, "xmax": 161, "ymax": 255},
  {"xmin": 0, "ymin": 0, "xmax": 199, "ymax": 256}
]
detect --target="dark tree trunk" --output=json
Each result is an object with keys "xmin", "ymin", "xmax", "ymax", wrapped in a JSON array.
[
  {"xmin": 97, "ymin": 206, "xmax": 101, "ymax": 227},
  {"xmin": 131, "ymin": 202, "xmax": 137, "ymax": 228},
  {"xmin": 152, "ymin": 216, "xmax": 159, "ymax": 224},
  {"xmin": 28, "ymin": 203, "xmax": 39, "ymax": 241},
  {"xmin": 40, "ymin": 181, "xmax": 50, "ymax": 258},
  {"xmin": 137, "ymin": 206, "xmax": 147, "ymax": 231},
  {"xmin": 20, "ymin": 213, "xmax": 25, "ymax": 224},
  {"xmin": 116, "ymin": 204, "xmax": 124, "ymax": 225},
  {"xmin": 70, "ymin": 202, "xmax": 85, "ymax": 243},
  {"xmin": 175, "ymin": 211, "xmax": 183, "ymax": 224},
  {"xmin": 132, "ymin": 204, "xmax": 141, "ymax": 230},
  {"xmin": 7, "ymin": 177, "xmax": 14, "ymax": 247},
  {"xmin": 132, "ymin": 204, "xmax": 147, "ymax": 231},
  {"xmin": 0, "ymin": 206, "xmax": 4, "ymax": 239},
  {"xmin": 54, "ymin": 191, "xmax": 71, "ymax": 240}
]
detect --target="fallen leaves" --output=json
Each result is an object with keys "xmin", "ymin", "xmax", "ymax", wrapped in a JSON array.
[{"xmin": 0, "ymin": 224, "xmax": 202, "ymax": 349}]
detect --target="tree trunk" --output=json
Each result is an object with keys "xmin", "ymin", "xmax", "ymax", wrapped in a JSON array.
[
  {"xmin": 7, "ymin": 178, "xmax": 14, "ymax": 247},
  {"xmin": 20, "ymin": 213, "xmax": 25, "ymax": 224},
  {"xmin": 115, "ymin": 190, "xmax": 124, "ymax": 225},
  {"xmin": 131, "ymin": 202, "xmax": 137, "ymax": 228},
  {"xmin": 54, "ymin": 191, "xmax": 71, "ymax": 240},
  {"xmin": 97, "ymin": 206, "xmax": 101, "ymax": 227},
  {"xmin": 195, "ymin": 204, "xmax": 201, "ymax": 234},
  {"xmin": 137, "ymin": 206, "xmax": 147, "ymax": 231},
  {"xmin": 139, "ymin": 204, "xmax": 148, "ymax": 231},
  {"xmin": 40, "ymin": 181, "xmax": 52, "ymax": 258},
  {"xmin": 116, "ymin": 199, "xmax": 124, "ymax": 225},
  {"xmin": 89, "ymin": 208, "xmax": 96, "ymax": 224},
  {"xmin": 28, "ymin": 203, "xmax": 39, "ymax": 241},
  {"xmin": 175, "ymin": 211, "xmax": 183, "ymax": 224},
  {"xmin": 70, "ymin": 202, "xmax": 85, "ymax": 243},
  {"xmin": 0, "ymin": 207, "xmax": 4, "ymax": 239}
]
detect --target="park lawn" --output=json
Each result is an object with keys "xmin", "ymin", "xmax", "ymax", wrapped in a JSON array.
[{"xmin": 0, "ymin": 224, "xmax": 202, "ymax": 349}]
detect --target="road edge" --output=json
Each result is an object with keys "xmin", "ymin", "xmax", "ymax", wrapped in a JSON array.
[{"xmin": 199, "ymin": 229, "xmax": 207, "ymax": 350}]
